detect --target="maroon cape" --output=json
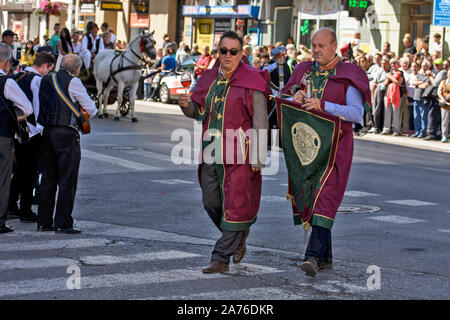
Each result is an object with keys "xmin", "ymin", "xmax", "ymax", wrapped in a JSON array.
[
  {"xmin": 280, "ymin": 60, "xmax": 371, "ymax": 229},
  {"xmin": 190, "ymin": 60, "xmax": 271, "ymax": 231}
]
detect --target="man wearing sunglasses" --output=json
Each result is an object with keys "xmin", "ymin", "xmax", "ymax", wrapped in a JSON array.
[
  {"xmin": 178, "ymin": 31, "xmax": 271, "ymax": 274},
  {"xmin": 280, "ymin": 28, "xmax": 371, "ymax": 277}
]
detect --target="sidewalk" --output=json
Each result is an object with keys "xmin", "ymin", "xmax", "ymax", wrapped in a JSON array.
[
  {"xmin": 110, "ymin": 100, "xmax": 450, "ymax": 154},
  {"xmin": 354, "ymin": 132, "xmax": 450, "ymax": 154}
]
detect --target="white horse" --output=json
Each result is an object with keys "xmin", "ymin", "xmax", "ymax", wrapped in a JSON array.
[{"xmin": 93, "ymin": 31, "xmax": 156, "ymax": 122}]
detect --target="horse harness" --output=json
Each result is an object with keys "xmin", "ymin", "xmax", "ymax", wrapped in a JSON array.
[{"xmin": 108, "ymin": 36, "xmax": 155, "ymax": 85}]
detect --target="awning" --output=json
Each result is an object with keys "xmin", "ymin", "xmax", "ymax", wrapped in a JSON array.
[
  {"xmin": 1, "ymin": 3, "xmax": 33, "ymax": 13},
  {"xmin": 182, "ymin": 5, "xmax": 260, "ymax": 19}
]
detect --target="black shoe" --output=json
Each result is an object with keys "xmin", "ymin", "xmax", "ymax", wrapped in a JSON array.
[
  {"xmin": 0, "ymin": 224, "xmax": 15, "ymax": 234},
  {"xmin": 55, "ymin": 227, "xmax": 82, "ymax": 234},
  {"xmin": 37, "ymin": 225, "xmax": 56, "ymax": 232},
  {"xmin": 7, "ymin": 208, "xmax": 20, "ymax": 219},
  {"xmin": 20, "ymin": 213, "xmax": 37, "ymax": 223}
]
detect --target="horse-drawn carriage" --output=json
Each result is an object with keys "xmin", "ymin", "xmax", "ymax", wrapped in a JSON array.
[
  {"xmin": 80, "ymin": 31, "xmax": 156, "ymax": 121},
  {"xmin": 80, "ymin": 68, "xmax": 131, "ymax": 117}
]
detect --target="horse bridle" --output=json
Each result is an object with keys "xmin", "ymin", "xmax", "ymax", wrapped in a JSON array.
[
  {"xmin": 129, "ymin": 34, "xmax": 156, "ymax": 65},
  {"xmin": 107, "ymin": 34, "xmax": 155, "ymax": 87}
]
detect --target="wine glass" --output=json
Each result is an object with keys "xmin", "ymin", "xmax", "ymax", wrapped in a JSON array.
[{"xmin": 180, "ymin": 71, "xmax": 192, "ymax": 95}]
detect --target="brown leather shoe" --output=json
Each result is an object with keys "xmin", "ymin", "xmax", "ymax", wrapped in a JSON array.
[
  {"xmin": 202, "ymin": 260, "xmax": 229, "ymax": 274},
  {"xmin": 301, "ymin": 257, "xmax": 319, "ymax": 277},
  {"xmin": 233, "ymin": 229, "xmax": 250, "ymax": 264},
  {"xmin": 319, "ymin": 260, "xmax": 333, "ymax": 271}
]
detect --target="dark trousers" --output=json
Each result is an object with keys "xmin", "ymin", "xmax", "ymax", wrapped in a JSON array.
[
  {"xmin": 0, "ymin": 136, "xmax": 14, "ymax": 226},
  {"xmin": 8, "ymin": 134, "xmax": 42, "ymax": 216},
  {"xmin": 38, "ymin": 127, "xmax": 81, "ymax": 229},
  {"xmin": 200, "ymin": 164, "xmax": 247, "ymax": 263},
  {"xmin": 305, "ymin": 225, "xmax": 333, "ymax": 264},
  {"xmin": 427, "ymin": 99, "xmax": 442, "ymax": 138},
  {"xmin": 373, "ymin": 89, "xmax": 385, "ymax": 132}
]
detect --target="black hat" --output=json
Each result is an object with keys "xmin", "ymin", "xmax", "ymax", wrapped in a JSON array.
[{"xmin": 2, "ymin": 30, "xmax": 16, "ymax": 38}]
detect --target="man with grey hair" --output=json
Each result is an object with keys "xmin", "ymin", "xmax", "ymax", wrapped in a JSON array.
[
  {"xmin": 0, "ymin": 43, "xmax": 33, "ymax": 233},
  {"xmin": 37, "ymin": 54, "xmax": 97, "ymax": 234},
  {"xmin": 281, "ymin": 27, "xmax": 371, "ymax": 277}
]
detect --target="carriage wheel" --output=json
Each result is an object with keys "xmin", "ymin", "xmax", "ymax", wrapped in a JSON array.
[{"xmin": 119, "ymin": 90, "xmax": 130, "ymax": 116}]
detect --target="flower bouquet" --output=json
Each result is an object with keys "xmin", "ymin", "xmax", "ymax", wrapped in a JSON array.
[
  {"xmin": 34, "ymin": 1, "xmax": 61, "ymax": 35},
  {"xmin": 34, "ymin": 1, "xmax": 61, "ymax": 16}
]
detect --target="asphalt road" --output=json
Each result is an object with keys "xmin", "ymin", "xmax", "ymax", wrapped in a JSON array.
[{"xmin": 1, "ymin": 101, "xmax": 449, "ymax": 300}]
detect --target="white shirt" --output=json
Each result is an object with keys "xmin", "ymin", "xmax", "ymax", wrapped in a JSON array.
[
  {"xmin": 67, "ymin": 77, "xmax": 98, "ymax": 119},
  {"xmin": 72, "ymin": 41, "xmax": 82, "ymax": 55},
  {"xmin": 24, "ymin": 66, "xmax": 44, "ymax": 137},
  {"xmin": 81, "ymin": 34, "xmax": 105, "ymax": 54},
  {"xmin": 110, "ymin": 33, "xmax": 116, "ymax": 44},
  {"xmin": 0, "ymin": 69, "xmax": 33, "ymax": 117},
  {"xmin": 431, "ymin": 41, "xmax": 443, "ymax": 54}
]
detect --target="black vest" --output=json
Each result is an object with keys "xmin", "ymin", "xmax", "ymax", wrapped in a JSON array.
[
  {"xmin": 0, "ymin": 75, "xmax": 15, "ymax": 138},
  {"xmin": 13, "ymin": 71, "xmax": 39, "ymax": 126},
  {"xmin": 38, "ymin": 70, "xmax": 76, "ymax": 128},
  {"xmin": 87, "ymin": 35, "xmax": 101, "ymax": 55}
]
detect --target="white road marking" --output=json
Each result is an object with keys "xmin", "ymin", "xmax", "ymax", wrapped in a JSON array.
[
  {"xmin": 0, "ymin": 257, "xmax": 76, "ymax": 271},
  {"xmin": 367, "ymin": 215, "xmax": 427, "ymax": 224},
  {"xmin": 144, "ymin": 287, "xmax": 306, "ymax": 300},
  {"xmin": 82, "ymin": 149, "xmax": 161, "ymax": 171},
  {"xmin": 124, "ymin": 149, "xmax": 178, "ymax": 163},
  {"xmin": 424, "ymin": 167, "xmax": 450, "ymax": 174},
  {"xmin": 385, "ymin": 199, "xmax": 438, "ymax": 206},
  {"xmin": 261, "ymin": 195, "xmax": 287, "ymax": 202},
  {"xmin": 344, "ymin": 191, "xmax": 380, "ymax": 197},
  {"xmin": 0, "ymin": 265, "xmax": 283, "ymax": 298},
  {"xmin": 0, "ymin": 238, "xmax": 117, "ymax": 252},
  {"xmin": 0, "ymin": 251, "xmax": 202, "ymax": 271},
  {"xmin": 262, "ymin": 177, "xmax": 278, "ymax": 181},
  {"xmin": 152, "ymin": 179, "xmax": 195, "ymax": 185},
  {"xmin": 79, "ymin": 251, "xmax": 201, "ymax": 265}
]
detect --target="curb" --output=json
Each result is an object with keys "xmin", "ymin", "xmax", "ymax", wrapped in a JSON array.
[{"xmin": 355, "ymin": 133, "xmax": 450, "ymax": 154}]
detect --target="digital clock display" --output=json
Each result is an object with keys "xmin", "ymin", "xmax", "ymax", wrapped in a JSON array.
[{"xmin": 348, "ymin": 0, "xmax": 369, "ymax": 8}]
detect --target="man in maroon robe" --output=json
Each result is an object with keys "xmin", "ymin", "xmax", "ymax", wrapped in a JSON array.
[
  {"xmin": 280, "ymin": 28, "xmax": 371, "ymax": 277},
  {"xmin": 178, "ymin": 31, "xmax": 271, "ymax": 273}
]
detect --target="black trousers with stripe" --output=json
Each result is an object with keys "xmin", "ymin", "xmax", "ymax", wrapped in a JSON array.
[{"xmin": 38, "ymin": 126, "xmax": 81, "ymax": 229}]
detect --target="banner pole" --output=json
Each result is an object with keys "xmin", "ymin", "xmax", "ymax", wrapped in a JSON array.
[{"xmin": 304, "ymin": 229, "xmax": 309, "ymax": 254}]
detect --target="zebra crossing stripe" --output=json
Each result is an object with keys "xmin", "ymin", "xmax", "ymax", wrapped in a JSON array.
[
  {"xmin": 0, "ymin": 264, "xmax": 283, "ymax": 298},
  {"xmin": 367, "ymin": 215, "xmax": 427, "ymax": 224},
  {"xmin": 0, "ymin": 251, "xmax": 202, "ymax": 271},
  {"xmin": 82, "ymin": 149, "xmax": 161, "ymax": 171},
  {"xmin": 385, "ymin": 199, "xmax": 438, "ymax": 206},
  {"xmin": 0, "ymin": 257, "xmax": 76, "ymax": 271},
  {"xmin": 142, "ymin": 286, "xmax": 306, "ymax": 300},
  {"xmin": 344, "ymin": 191, "xmax": 380, "ymax": 197},
  {"xmin": 0, "ymin": 238, "xmax": 118, "ymax": 252},
  {"xmin": 79, "ymin": 251, "xmax": 201, "ymax": 266}
]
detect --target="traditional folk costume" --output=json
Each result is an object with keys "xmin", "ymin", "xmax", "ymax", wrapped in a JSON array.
[
  {"xmin": 280, "ymin": 57, "xmax": 371, "ymax": 268},
  {"xmin": 182, "ymin": 59, "xmax": 270, "ymax": 265}
]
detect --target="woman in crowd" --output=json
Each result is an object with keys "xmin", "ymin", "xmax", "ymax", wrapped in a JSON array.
[{"xmin": 55, "ymin": 27, "xmax": 73, "ymax": 71}]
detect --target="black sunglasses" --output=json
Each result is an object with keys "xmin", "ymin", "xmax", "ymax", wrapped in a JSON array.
[{"xmin": 219, "ymin": 47, "xmax": 240, "ymax": 56}]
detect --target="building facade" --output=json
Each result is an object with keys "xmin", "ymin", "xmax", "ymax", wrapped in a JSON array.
[{"xmin": 0, "ymin": 0, "xmax": 447, "ymax": 58}]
